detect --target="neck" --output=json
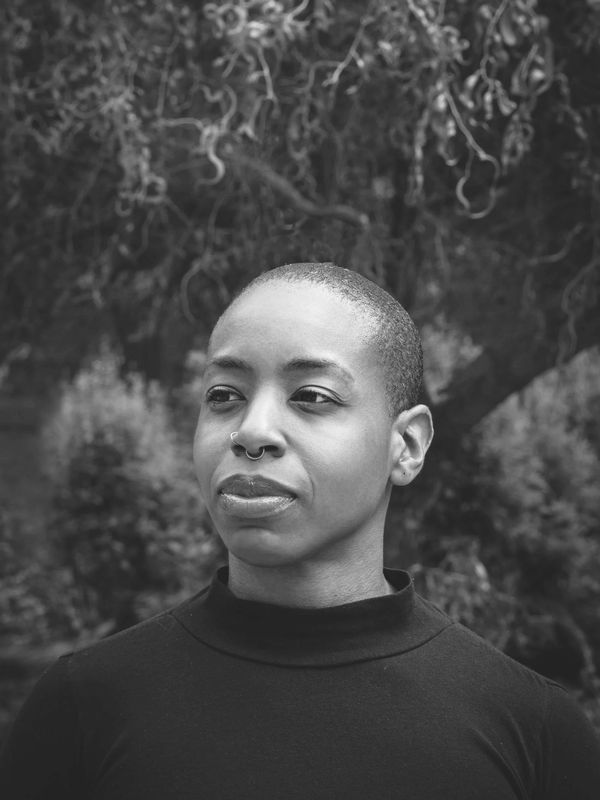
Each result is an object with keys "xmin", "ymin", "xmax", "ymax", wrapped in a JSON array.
[{"xmin": 227, "ymin": 549, "xmax": 394, "ymax": 608}]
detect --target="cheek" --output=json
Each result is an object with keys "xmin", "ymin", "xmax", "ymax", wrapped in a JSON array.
[
  {"xmin": 193, "ymin": 423, "xmax": 219, "ymax": 494},
  {"xmin": 308, "ymin": 428, "xmax": 391, "ymax": 499}
]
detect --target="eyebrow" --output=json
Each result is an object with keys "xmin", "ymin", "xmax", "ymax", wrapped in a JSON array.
[
  {"xmin": 283, "ymin": 358, "xmax": 354, "ymax": 386},
  {"xmin": 207, "ymin": 356, "xmax": 355, "ymax": 386},
  {"xmin": 207, "ymin": 356, "xmax": 249, "ymax": 372}
]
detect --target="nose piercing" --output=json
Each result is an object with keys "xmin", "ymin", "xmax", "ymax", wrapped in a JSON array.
[
  {"xmin": 230, "ymin": 432, "xmax": 266, "ymax": 461},
  {"xmin": 245, "ymin": 448, "xmax": 265, "ymax": 460}
]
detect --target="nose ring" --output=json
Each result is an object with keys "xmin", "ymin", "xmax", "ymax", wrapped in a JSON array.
[
  {"xmin": 230, "ymin": 432, "xmax": 265, "ymax": 461},
  {"xmin": 245, "ymin": 449, "xmax": 265, "ymax": 461}
]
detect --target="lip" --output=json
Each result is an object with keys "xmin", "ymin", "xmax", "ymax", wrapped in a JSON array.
[
  {"xmin": 217, "ymin": 474, "xmax": 296, "ymax": 499},
  {"xmin": 218, "ymin": 493, "xmax": 296, "ymax": 519},
  {"xmin": 216, "ymin": 474, "xmax": 297, "ymax": 520}
]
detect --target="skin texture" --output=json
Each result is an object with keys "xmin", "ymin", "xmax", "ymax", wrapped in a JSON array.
[{"xmin": 193, "ymin": 281, "xmax": 433, "ymax": 607}]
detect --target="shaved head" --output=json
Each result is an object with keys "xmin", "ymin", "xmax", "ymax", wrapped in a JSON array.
[{"xmin": 219, "ymin": 262, "xmax": 423, "ymax": 417}]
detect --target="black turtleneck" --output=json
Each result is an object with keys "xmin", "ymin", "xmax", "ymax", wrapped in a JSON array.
[
  {"xmin": 2, "ymin": 567, "xmax": 599, "ymax": 799},
  {"xmin": 174, "ymin": 567, "xmax": 448, "ymax": 666}
]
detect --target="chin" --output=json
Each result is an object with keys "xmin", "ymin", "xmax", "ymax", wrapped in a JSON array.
[{"xmin": 224, "ymin": 527, "xmax": 313, "ymax": 568}]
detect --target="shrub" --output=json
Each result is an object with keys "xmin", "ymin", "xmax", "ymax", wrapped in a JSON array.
[
  {"xmin": 418, "ymin": 348, "xmax": 600, "ymax": 697},
  {"xmin": 0, "ymin": 507, "xmax": 82, "ymax": 645},
  {"xmin": 43, "ymin": 347, "xmax": 221, "ymax": 632}
]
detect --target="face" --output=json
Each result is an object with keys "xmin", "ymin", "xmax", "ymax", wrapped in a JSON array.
[{"xmin": 193, "ymin": 281, "xmax": 396, "ymax": 569}]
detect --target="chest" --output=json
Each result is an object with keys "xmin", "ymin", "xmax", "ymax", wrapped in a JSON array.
[{"xmin": 81, "ymin": 660, "xmax": 535, "ymax": 800}]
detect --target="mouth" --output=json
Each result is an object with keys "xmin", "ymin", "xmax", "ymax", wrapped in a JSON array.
[
  {"xmin": 218, "ymin": 474, "xmax": 296, "ymax": 499},
  {"xmin": 217, "ymin": 474, "xmax": 297, "ymax": 519}
]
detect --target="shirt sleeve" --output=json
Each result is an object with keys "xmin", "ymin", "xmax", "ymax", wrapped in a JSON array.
[
  {"xmin": 0, "ymin": 655, "xmax": 82, "ymax": 800},
  {"xmin": 537, "ymin": 682, "xmax": 600, "ymax": 800}
]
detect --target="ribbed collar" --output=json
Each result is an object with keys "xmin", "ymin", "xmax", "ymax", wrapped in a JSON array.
[{"xmin": 172, "ymin": 567, "xmax": 452, "ymax": 667}]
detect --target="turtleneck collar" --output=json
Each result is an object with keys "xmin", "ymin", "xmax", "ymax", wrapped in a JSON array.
[{"xmin": 172, "ymin": 567, "xmax": 452, "ymax": 667}]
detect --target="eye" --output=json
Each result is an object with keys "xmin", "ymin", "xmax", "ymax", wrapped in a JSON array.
[
  {"xmin": 205, "ymin": 386, "xmax": 244, "ymax": 407},
  {"xmin": 291, "ymin": 387, "xmax": 339, "ymax": 406}
]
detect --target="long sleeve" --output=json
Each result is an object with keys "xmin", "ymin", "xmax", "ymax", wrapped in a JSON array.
[
  {"xmin": 536, "ymin": 683, "xmax": 600, "ymax": 799},
  {"xmin": 0, "ymin": 656, "xmax": 83, "ymax": 800}
]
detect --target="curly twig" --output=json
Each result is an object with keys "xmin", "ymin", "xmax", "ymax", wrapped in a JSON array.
[
  {"xmin": 227, "ymin": 150, "xmax": 370, "ymax": 228},
  {"xmin": 558, "ymin": 251, "xmax": 600, "ymax": 361},
  {"xmin": 322, "ymin": 19, "xmax": 367, "ymax": 88},
  {"xmin": 526, "ymin": 223, "xmax": 584, "ymax": 266}
]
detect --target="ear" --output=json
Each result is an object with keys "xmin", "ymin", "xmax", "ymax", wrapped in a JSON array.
[{"xmin": 389, "ymin": 404, "xmax": 434, "ymax": 487}]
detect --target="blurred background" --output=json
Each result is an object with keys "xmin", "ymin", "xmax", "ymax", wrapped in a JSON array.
[{"xmin": 1, "ymin": 0, "xmax": 600, "ymax": 741}]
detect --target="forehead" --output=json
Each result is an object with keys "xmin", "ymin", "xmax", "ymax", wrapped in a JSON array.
[{"xmin": 208, "ymin": 281, "xmax": 375, "ymax": 369}]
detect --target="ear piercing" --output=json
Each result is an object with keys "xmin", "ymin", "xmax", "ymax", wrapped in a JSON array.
[{"xmin": 230, "ymin": 432, "xmax": 265, "ymax": 461}]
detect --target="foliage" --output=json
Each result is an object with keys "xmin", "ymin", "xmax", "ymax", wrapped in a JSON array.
[
  {"xmin": 1, "ymin": 0, "xmax": 599, "ymax": 736},
  {"xmin": 0, "ymin": 507, "xmax": 83, "ymax": 645},
  {"xmin": 1, "ymin": 0, "xmax": 598, "ymax": 388},
  {"xmin": 412, "ymin": 347, "xmax": 600, "ymax": 703},
  {"xmin": 479, "ymin": 349, "xmax": 600, "ymax": 681},
  {"xmin": 43, "ymin": 348, "xmax": 221, "ymax": 630}
]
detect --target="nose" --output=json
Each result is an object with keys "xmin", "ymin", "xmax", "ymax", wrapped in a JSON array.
[{"xmin": 230, "ymin": 390, "xmax": 286, "ymax": 458}]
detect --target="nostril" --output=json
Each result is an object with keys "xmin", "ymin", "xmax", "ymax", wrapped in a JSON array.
[
  {"xmin": 231, "ymin": 442, "xmax": 282, "ymax": 459},
  {"xmin": 229, "ymin": 431, "xmax": 285, "ymax": 458},
  {"xmin": 230, "ymin": 432, "xmax": 246, "ymax": 455}
]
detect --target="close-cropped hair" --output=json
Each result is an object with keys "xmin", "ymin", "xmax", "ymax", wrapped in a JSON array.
[{"xmin": 234, "ymin": 262, "xmax": 423, "ymax": 417}]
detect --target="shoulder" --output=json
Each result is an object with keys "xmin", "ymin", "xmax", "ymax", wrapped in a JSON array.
[
  {"xmin": 418, "ymin": 595, "xmax": 600, "ymax": 731},
  {"xmin": 418, "ymin": 597, "xmax": 554, "ymax": 688},
  {"xmin": 55, "ymin": 587, "xmax": 210, "ymax": 690},
  {"xmin": 536, "ymin": 682, "xmax": 600, "ymax": 797},
  {"xmin": 413, "ymin": 598, "xmax": 600, "ymax": 793},
  {"xmin": 412, "ymin": 596, "xmax": 572, "ymax": 722}
]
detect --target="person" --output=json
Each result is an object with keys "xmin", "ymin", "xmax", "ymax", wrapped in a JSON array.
[{"xmin": 1, "ymin": 262, "xmax": 599, "ymax": 799}]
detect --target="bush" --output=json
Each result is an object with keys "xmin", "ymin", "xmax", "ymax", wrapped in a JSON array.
[
  {"xmin": 480, "ymin": 350, "xmax": 600, "ymax": 683},
  {"xmin": 417, "ymin": 348, "xmax": 600, "ymax": 699},
  {"xmin": 43, "ymin": 347, "xmax": 221, "ymax": 632},
  {"xmin": 0, "ymin": 507, "xmax": 83, "ymax": 645}
]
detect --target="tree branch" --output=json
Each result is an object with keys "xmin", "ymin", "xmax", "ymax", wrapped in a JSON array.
[
  {"xmin": 225, "ymin": 149, "xmax": 370, "ymax": 229},
  {"xmin": 431, "ymin": 287, "xmax": 600, "ymax": 448}
]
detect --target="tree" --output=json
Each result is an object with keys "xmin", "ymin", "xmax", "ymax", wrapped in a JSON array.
[
  {"xmin": 1, "ymin": 0, "xmax": 598, "ymax": 395},
  {"xmin": 2, "ymin": 0, "xmax": 600, "ymax": 712}
]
